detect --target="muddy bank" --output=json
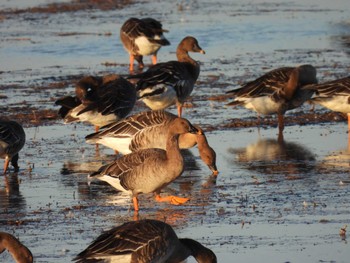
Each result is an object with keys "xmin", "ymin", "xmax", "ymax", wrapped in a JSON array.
[{"xmin": 0, "ymin": 0, "xmax": 135, "ymax": 16}]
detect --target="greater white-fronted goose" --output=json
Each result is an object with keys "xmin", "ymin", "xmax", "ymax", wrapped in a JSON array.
[
  {"xmin": 89, "ymin": 117, "xmax": 200, "ymax": 212},
  {"xmin": 0, "ymin": 119, "xmax": 26, "ymax": 174},
  {"xmin": 128, "ymin": 36, "xmax": 205, "ymax": 117},
  {"xmin": 226, "ymin": 64, "xmax": 317, "ymax": 133},
  {"xmin": 302, "ymin": 76, "xmax": 350, "ymax": 131},
  {"xmin": 73, "ymin": 219, "xmax": 217, "ymax": 263},
  {"xmin": 0, "ymin": 232, "xmax": 33, "ymax": 263},
  {"xmin": 85, "ymin": 110, "xmax": 218, "ymax": 175},
  {"xmin": 55, "ymin": 74, "xmax": 136, "ymax": 132},
  {"xmin": 120, "ymin": 17, "xmax": 170, "ymax": 71}
]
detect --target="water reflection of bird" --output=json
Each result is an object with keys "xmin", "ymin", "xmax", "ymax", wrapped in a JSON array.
[
  {"xmin": 302, "ymin": 76, "xmax": 350, "ymax": 133},
  {"xmin": 120, "ymin": 17, "xmax": 170, "ymax": 71},
  {"xmin": 73, "ymin": 219, "xmax": 217, "ymax": 263},
  {"xmin": 0, "ymin": 173, "xmax": 26, "ymax": 212},
  {"xmin": 0, "ymin": 119, "xmax": 26, "ymax": 174},
  {"xmin": 128, "ymin": 36, "xmax": 205, "ymax": 117},
  {"xmin": 228, "ymin": 137, "xmax": 316, "ymax": 175},
  {"xmin": 55, "ymin": 74, "xmax": 136, "ymax": 132},
  {"xmin": 0, "ymin": 232, "xmax": 33, "ymax": 263},
  {"xmin": 85, "ymin": 110, "xmax": 218, "ymax": 175},
  {"xmin": 226, "ymin": 65, "xmax": 317, "ymax": 135},
  {"xmin": 89, "ymin": 118, "xmax": 200, "ymax": 213}
]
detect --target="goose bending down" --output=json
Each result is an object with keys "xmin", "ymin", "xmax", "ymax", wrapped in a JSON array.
[
  {"xmin": 128, "ymin": 36, "xmax": 205, "ymax": 117},
  {"xmin": 73, "ymin": 219, "xmax": 217, "ymax": 263},
  {"xmin": 89, "ymin": 117, "xmax": 200, "ymax": 212},
  {"xmin": 0, "ymin": 120, "xmax": 26, "ymax": 174},
  {"xmin": 0, "ymin": 232, "xmax": 33, "ymax": 263},
  {"xmin": 120, "ymin": 17, "xmax": 170, "ymax": 71},
  {"xmin": 226, "ymin": 64, "xmax": 317, "ymax": 133},
  {"xmin": 302, "ymin": 76, "xmax": 350, "ymax": 131},
  {"xmin": 85, "ymin": 110, "xmax": 218, "ymax": 175},
  {"xmin": 55, "ymin": 74, "xmax": 136, "ymax": 132}
]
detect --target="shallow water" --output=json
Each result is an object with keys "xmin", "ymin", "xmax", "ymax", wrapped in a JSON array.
[{"xmin": 1, "ymin": 0, "xmax": 350, "ymax": 262}]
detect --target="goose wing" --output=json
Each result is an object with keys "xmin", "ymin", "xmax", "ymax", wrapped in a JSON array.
[
  {"xmin": 227, "ymin": 67, "xmax": 294, "ymax": 98},
  {"xmin": 73, "ymin": 220, "xmax": 175, "ymax": 262},
  {"xmin": 85, "ymin": 110, "xmax": 175, "ymax": 140},
  {"xmin": 0, "ymin": 121, "xmax": 25, "ymax": 155},
  {"xmin": 303, "ymin": 76, "xmax": 350, "ymax": 96},
  {"xmin": 133, "ymin": 61, "xmax": 195, "ymax": 101},
  {"xmin": 79, "ymin": 77, "xmax": 136, "ymax": 119}
]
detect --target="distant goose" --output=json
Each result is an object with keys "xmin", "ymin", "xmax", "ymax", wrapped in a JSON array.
[
  {"xmin": 73, "ymin": 219, "xmax": 217, "ymax": 263},
  {"xmin": 0, "ymin": 119, "xmax": 26, "ymax": 174},
  {"xmin": 89, "ymin": 117, "xmax": 200, "ymax": 212},
  {"xmin": 128, "ymin": 36, "xmax": 205, "ymax": 117},
  {"xmin": 55, "ymin": 74, "xmax": 136, "ymax": 132},
  {"xmin": 0, "ymin": 232, "xmax": 33, "ymax": 263},
  {"xmin": 85, "ymin": 110, "xmax": 218, "ymax": 175},
  {"xmin": 226, "ymin": 64, "xmax": 317, "ymax": 133},
  {"xmin": 120, "ymin": 17, "xmax": 170, "ymax": 71},
  {"xmin": 302, "ymin": 76, "xmax": 350, "ymax": 131}
]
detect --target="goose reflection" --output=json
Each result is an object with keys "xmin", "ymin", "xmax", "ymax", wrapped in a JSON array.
[
  {"xmin": 59, "ymin": 158, "xmax": 115, "ymax": 200},
  {"xmin": 0, "ymin": 173, "xmax": 26, "ymax": 213},
  {"xmin": 228, "ymin": 136, "xmax": 316, "ymax": 175}
]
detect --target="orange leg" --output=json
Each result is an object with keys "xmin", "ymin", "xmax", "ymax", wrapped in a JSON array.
[
  {"xmin": 155, "ymin": 194, "xmax": 189, "ymax": 205},
  {"xmin": 177, "ymin": 105, "xmax": 182, "ymax": 118},
  {"xmin": 277, "ymin": 131, "xmax": 284, "ymax": 144},
  {"xmin": 94, "ymin": 126, "xmax": 99, "ymax": 133},
  {"xmin": 212, "ymin": 170, "xmax": 219, "ymax": 177},
  {"xmin": 278, "ymin": 114, "xmax": 285, "ymax": 133},
  {"xmin": 151, "ymin": 54, "xmax": 157, "ymax": 65},
  {"xmin": 133, "ymin": 196, "xmax": 139, "ymax": 211},
  {"xmin": 3, "ymin": 158, "xmax": 10, "ymax": 174},
  {"xmin": 348, "ymin": 113, "xmax": 350, "ymax": 132},
  {"xmin": 129, "ymin": 54, "xmax": 134, "ymax": 71}
]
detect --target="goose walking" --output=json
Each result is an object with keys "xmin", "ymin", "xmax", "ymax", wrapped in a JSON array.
[
  {"xmin": 129, "ymin": 36, "xmax": 205, "ymax": 117},
  {"xmin": 120, "ymin": 17, "xmax": 170, "ymax": 71},
  {"xmin": 302, "ymin": 76, "xmax": 350, "ymax": 131},
  {"xmin": 55, "ymin": 74, "xmax": 136, "ymax": 132},
  {"xmin": 0, "ymin": 232, "xmax": 33, "ymax": 263},
  {"xmin": 73, "ymin": 219, "xmax": 217, "ymax": 263},
  {"xmin": 89, "ymin": 117, "xmax": 200, "ymax": 211},
  {"xmin": 0, "ymin": 119, "xmax": 26, "ymax": 174},
  {"xmin": 85, "ymin": 110, "xmax": 218, "ymax": 175},
  {"xmin": 226, "ymin": 64, "xmax": 317, "ymax": 133}
]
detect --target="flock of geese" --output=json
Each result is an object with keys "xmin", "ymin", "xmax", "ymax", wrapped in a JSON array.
[{"xmin": 1, "ymin": 16, "xmax": 350, "ymax": 263}]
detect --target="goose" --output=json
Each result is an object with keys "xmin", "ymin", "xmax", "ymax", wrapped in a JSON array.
[
  {"xmin": 128, "ymin": 36, "xmax": 205, "ymax": 117},
  {"xmin": 0, "ymin": 232, "xmax": 33, "ymax": 263},
  {"xmin": 85, "ymin": 110, "xmax": 218, "ymax": 175},
  {"xmin": 0, "ymin": 119, "xmax": 26, "ymax": 174},
  {"xmin": 89, "ymin": 117, "xmax": 200, "ymax": 212},
  {"xmin": 226, "ymin": 64, "xmax": 317, "ymax": 133},
  {"xmin": 120, "ymin": 17, "xmax": 170, "ymax": 71},
  {"xmin": 55, "ymin": 74, "xmax": 136, "ymax": 132},
  {"xmin": 302, "ymin": 76, "xmax": 350, "ymax": 131},
  {"xmin": 73, "ymin": 219, "xmax": 217, "ymax": 263}
]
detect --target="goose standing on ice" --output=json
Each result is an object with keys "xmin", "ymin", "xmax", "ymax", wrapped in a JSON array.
[
  {"xmin": 129, "ymin": 36, "xmax": 205, "ymax": 117},
  {"xmin": 120, "ymin": 17, "xmax": 170, "ymax": 71},
  {"xmin": 0, "ymin": 119, "xmax": 25, "ymax": 174},
  {"xmin": 89, "ymin": 117, "xmax": 200, "ymax": 212},
  {"xmin": 55, "ymin": 74, "xmax": 136, "ymax": 132},
  {"xmin": 85, "ymin": 110, "xmax": 218, "ymax": 175},
  {"xmin": 226, "ymin": 64, "xmax": 317, "ymax": 134}
]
